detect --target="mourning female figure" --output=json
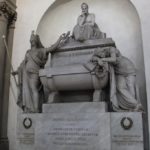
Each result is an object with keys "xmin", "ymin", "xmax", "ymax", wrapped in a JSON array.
[
  {"xmin": 13, "ymin": 31, "xmax": 66, "ymax": 113},
  {"xmin": 92, "ymin": 47, "xmax": 143, "ymax": 111}
]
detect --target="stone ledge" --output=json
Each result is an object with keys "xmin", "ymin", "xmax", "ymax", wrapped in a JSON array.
[
  {"xmin": 54, "ymin": 38, "xmax": 116, "ymax": 51},
  {"xmin": 42, "ymin": 102, "xmax": 107, "ymax": 113}
]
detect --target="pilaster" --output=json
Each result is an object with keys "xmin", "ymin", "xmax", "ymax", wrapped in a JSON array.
[{"xmin": 0, "ymin": 1, "xmax": 17, "ymax": 150}]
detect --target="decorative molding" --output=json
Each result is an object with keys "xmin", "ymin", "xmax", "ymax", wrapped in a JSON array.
[{"xmin": 0, "ymin": 1, "xmax": 17, "ymax": 25}]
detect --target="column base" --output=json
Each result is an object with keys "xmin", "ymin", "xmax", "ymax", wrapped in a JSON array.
[{"xmin": 0, "ymin": 137, "xmax": 9, "ymax": 150}]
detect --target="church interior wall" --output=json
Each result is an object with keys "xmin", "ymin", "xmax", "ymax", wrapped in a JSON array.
[{"xmin": 7, "ymin": 0, "xmax": 150, "ymax": 149}]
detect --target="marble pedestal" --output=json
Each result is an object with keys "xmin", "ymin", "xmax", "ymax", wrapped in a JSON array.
[
  {"xmin": 111, "ymin": 112, "xmax": 144, "ymax": 150},
  {"xmin": 35, "ymin": 102, "xmax": 110, "ymax": 150},
  {"xmin": 16, "ymin": 114, "xmax": 39, "ymax": 150},
  {"xmin": 16, "ymin": 103, "xmax": 144, "ymax": 150}
]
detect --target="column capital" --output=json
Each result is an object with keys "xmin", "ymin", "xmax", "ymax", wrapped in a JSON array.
[{"xmin": 0, "ymin": 1, "xmax": 17, "ymax": 26}]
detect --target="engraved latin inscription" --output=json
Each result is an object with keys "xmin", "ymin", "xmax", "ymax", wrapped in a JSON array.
[
  {"xmin": 17, "ymin": 133, "xmax": 34, "ymax": 144},
  {"xmin": 47, "ymin": 117, "xmax": 98, "ymax": 147}
]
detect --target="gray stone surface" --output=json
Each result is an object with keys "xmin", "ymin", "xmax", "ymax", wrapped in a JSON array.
[
  {"xmin": 111, "ymin": 112, "xmax": 144, "ymax": 150},
  {"xmin": 35, "ymin": 112, "xmax": 111, "ymax": 150},
  {"xmin": 16, "ymin": 105, "xmax": 144, "ymax": 150},
  {"xmin": 16, "ymin": 113, "xmax": 39, "ymax": 150},
  {"xmin": 43, "ymin": 102, "xmax": 107, "ymax": 113}
]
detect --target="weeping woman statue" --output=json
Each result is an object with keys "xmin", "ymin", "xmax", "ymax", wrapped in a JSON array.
[
  {"xmin": 91, "ymin": 47, "xmax": 143, "ymax": 112},
  {"xmin": 12, "ymin": 31, "xmax": 67, "ymax": 113}
]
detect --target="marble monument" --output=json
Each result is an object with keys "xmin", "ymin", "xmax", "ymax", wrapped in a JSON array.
[{"xmin": 14, "ymin": 3, "xmax": 144, "ymax": 150}]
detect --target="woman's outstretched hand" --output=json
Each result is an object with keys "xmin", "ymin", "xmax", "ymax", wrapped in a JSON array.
[{"xmin": 59, "ymin": 31, "xmax": 70, "ymax": 46}]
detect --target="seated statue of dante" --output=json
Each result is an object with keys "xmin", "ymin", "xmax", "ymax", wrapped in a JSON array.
[{"xmin": 72, "ymin": 3, "xmax": 105, "ymax": 41}]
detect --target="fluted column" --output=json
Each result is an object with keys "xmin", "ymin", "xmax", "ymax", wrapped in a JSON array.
[{"xmin": 0, "ymin": 1, "xmax": 17, "ymax": 150}]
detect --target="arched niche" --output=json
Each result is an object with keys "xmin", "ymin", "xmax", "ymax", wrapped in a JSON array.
[{"xmin": 36, "ymin": 0, "xmax": 147, "ymax": 110}]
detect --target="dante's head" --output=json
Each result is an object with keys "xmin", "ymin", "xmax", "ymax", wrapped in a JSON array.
[{"xmin": 81, "ymin": 3, "xmax": 89, "ymax": 15}]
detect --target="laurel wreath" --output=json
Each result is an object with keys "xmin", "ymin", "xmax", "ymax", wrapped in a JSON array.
[
  {"xmin": 120, "ymin": 117, "xmax": 133, "ymax": 130},
  {"xmin": 23, "ymin": 117, "xmax": 32, "ymax": 129}
]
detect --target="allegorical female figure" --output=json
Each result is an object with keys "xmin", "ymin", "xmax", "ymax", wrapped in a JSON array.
[
  {"xmin": 13, "ymin": 31, "xmax": 67, "ymax": 113},
  {"xmin": 91, "ymin": 47, "xmax": 143, "ymax": 111}
]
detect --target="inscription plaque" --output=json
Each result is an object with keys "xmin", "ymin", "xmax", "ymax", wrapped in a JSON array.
[
  {"xmin": 17, "ymin": 133, "xmax": 34, "ymax": 145},
  {"xmin": 51, "ymin": 49, "xmax": 95, "ymax": 67},
  {"xmin": 111, "ymin": 112, "xmax": 144, "ymax": 150},
  {"xmin": 16, "ymin": 114, "xmax": 39, "ymax": 150},
  {"xmin": 35, "ymin": 112, "xmax": 111, "ymax": 150}
]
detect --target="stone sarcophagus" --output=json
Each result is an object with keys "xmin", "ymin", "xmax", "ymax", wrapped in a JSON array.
[
  {"xmin": 39, "ymin": 38, "xmax": 115, "ymax": 103},
  {"xmin": 40, "ymin": 64, "xmax": 108, "ymax": 91}
]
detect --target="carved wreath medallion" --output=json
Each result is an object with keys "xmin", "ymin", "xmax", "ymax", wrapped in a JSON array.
[
  {"xmin": 23, "ymin": 117, "xmax": 32, "ymax": 129},
  {"xmin": 120, "ymin": 117, "xmax": 133, "ymax": 130}
]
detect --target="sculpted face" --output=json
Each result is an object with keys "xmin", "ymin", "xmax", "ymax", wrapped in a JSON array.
[
  {"xmin": 30, "ymin": 37, "xmax": 38, "ymax": 48},
  {"xmin": 30, "ymin": 40, "xmax": 36, "ymax": 47},
  {"xmin": 81, "ymin": 3, "xmax": 88, "ymax": 15}
]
